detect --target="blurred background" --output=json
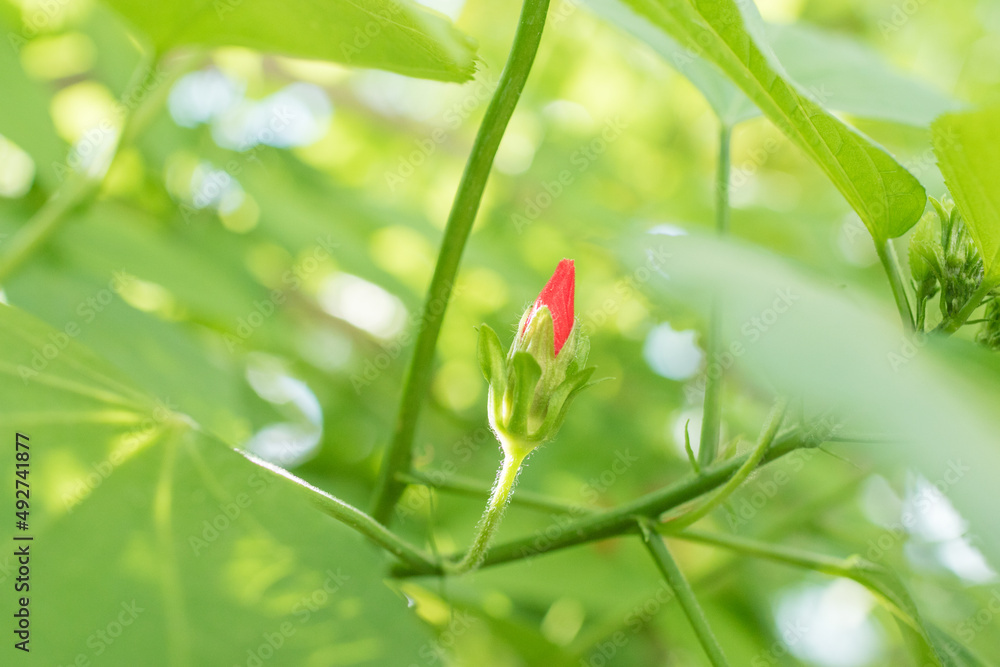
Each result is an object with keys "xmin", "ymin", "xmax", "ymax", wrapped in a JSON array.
[{"xmin": 2, "ymin": 0, "xmax": 1000, "ymax": 664}]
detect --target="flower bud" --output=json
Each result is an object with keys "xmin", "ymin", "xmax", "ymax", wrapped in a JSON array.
[{"xmin": 476, "ymin": 260, "xmax": 595, "ymax": 459}]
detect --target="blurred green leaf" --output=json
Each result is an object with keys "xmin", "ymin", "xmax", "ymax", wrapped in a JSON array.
[
  {"xmin": 0, "ymin": 303, "xmax": 434, "ymax": 664},
  {"xmin": 640, "ymin": 230, "xmax": 1000, "ymax": 568},
  {"xmin": 0, "ymin": 15, "xmax": 69, "ymax": 192},
  {"xmin": 933, "ymin": 107, "xmax": 1000, "ymax": 284},
  {"xmin": 103, "ymin": 0, "xmax": 478, "ymax": 82},
  {"xmin": 595, "ymin": 0, "xmax": 926, "ymax": 241}
]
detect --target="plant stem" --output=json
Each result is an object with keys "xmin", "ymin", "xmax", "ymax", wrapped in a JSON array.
[
  {"xmin": 398, "ymin": 469, "xmax": 591, "ymax": 516},
  {"xmin": 663, "ymin": 397, "xmax": 787, "ymax": 533},
  {"xmin": 937, "ymin": 278, "xmax": 996, "ymax": 334},
  {"xmin": 449, "ymin": 452, "xmax": 526, "ymax": 574},
  {"xmin": 393, "ymin": 428, "xmax": 823, "ymax": 576},
  {"xmin": 370, "ymin": 0, "xmax": 552, "ymax": 524},
  {"xmin": 638, "ymin": 520, "xmax": 730, "ymax": 667},
  {"xmin": 675, "ymin": 528, "xmax": 852, "ymax": 575},
  {"xmin": 698, "ymin": 124, "xmax": 731, "ymax": 468},
  {"xmin": 674, "ymin": 529, "xmax": 974, "ymax": 666},
  {"xmin": 240, "ymin": 451, "xmax": 438, "ymax": 572},
  {"xmin": 876, "ymin": 239, "xmax": 915, "ymax": 331}
]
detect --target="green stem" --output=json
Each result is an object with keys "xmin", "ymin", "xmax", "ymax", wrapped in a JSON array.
[
  {"xmin": 937, "ymin": 278, "xmax": 996, "ymax": 334},
  {"xmin": 370, "ymin": 0, "xmax": 552, "ymax": 523},
  {"xmin": 639, "ymin": 520, "xmax": 730, "ymax": 667},
  {"xmin": 398, "ymin": 469, "xmax": 590, "ymax": 516},
  {"xmin": 698, "ymin": 124, "xmax": 731, "ymax": 468},
  {"xmin": 674, "ymin": 529, "xmax": 977, "ymax": 666},
  {"xmin": 663, "ymin": 398, "xmax": 787, "ymax": 532},
  {"xmin": 449, "ymin": 452, "xmax": 525, "ymax": 574},
  {"xmin": 675, "ymin": 528, "xmax": 854, "ymax": 576},
  {"xmin": 393, "ymin": 427, "xmax": 822, "ymax": 576},
  {"xmin": 876, "ymin": 239, "xmax": 915, "ymax": 331},
  {"xmin": 242, "ymin": 452, "xmax": 438, "ymax": 572}
]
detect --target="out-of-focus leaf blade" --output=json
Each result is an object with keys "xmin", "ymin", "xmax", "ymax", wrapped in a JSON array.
[
  {"xmin": 933, "ymin": 107, "xmax": 1000, "ymax": 284},
  {"xmin": 102, "ymin": 0, "xmax": 478, "ymax": 82},
  {"xmin": 0, "ymin": 303, "xmax": 433, "ymax": 664},
  {"xmin": 639, "ymin": 230, "xmax": 1000, "ymax": 569}
]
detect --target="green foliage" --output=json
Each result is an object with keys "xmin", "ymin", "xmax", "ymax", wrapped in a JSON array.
[
  {"xmin": 0, "ymin": 304, "xmax": 433, "ymax": 665},
  {"xmin": 933, "ymin": 108, "xmax": 1000, "ymax": 286},
  {"xmin": 105, "ymin": 0, "xmax": 478, "ymax": 81},
  {"xmin": 2, "ymin": 0, "xmax": 999, "ymax": 664},
  {"xmin": 603, "ymin": 0, "xmax": 926, "ymax": 241}
]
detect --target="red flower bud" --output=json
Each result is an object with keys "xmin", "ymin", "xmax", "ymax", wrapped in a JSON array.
[{"xmin": 523, "ymin": 259, "xmax": 575, "ymax": 355}]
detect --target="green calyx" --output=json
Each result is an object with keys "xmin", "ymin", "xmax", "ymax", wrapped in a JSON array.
[{"xmin": 476, "ymin": 308, "xmax": 595, "ymax": 459}]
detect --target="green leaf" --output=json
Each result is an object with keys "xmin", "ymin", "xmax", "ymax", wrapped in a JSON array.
[
  {"xmin": 932, "ymin": 107, "xmax": 1000, "ymax": 285},
  {"xmin": 766, "ymin": 23, "xmax": 961, "ymax": 128},
  {"xmin": 640, "ymin": 230, "xmax": 1000, "ymax": 569},
  {"xmin": 585, "ymin": 4, "xmax": 960, "ymax": 128},
  {"xmin": 600, "ymin": 0, "xmax": 926, "ymax": 241},
  {"xmin": 103, "ymin": 0, "xmax": 478, "ymax": 82},
  {"xmin": 0, "ymin": 303, "xmax": 434, "ymax": 664}
]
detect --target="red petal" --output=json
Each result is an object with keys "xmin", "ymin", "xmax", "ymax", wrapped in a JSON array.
[{"xmin": 526, "ymin": 259, "xmax": 575, "ymax": 355}]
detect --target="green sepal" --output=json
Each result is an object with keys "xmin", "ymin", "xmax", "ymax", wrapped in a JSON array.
[
  {"xmin": 506, "ymin": 352, "xmax": 541, "ymax": 437},
  {"xmin": 532, "ymin": 366, "xmax": 595, "ymax": 440},
  {"xmin": 477, "ymin": 324, "xmax": 506, "ymax": 386}
]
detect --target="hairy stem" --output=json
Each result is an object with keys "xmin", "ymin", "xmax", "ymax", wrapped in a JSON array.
[
  {"xmin": 698, "ymin": 124, "xmax": 731, "ymax": 468},
  {"xmin": 639, "ymin": 520, "xmax": 730, "ymax": 666},
  {"xmin": 392, "ymin": 428, "xmax": 827, "ymax": 576},
  {"xmin": 398, "ymin": 469, "xmax": 591, "ymax": 516},
  {"xmin": 370, "ymin": 0, "xmax": 552, "ymax": 523},
  {"xmin": 449, "ymin": 452, "xmax": 525, "ymax": 574}
]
